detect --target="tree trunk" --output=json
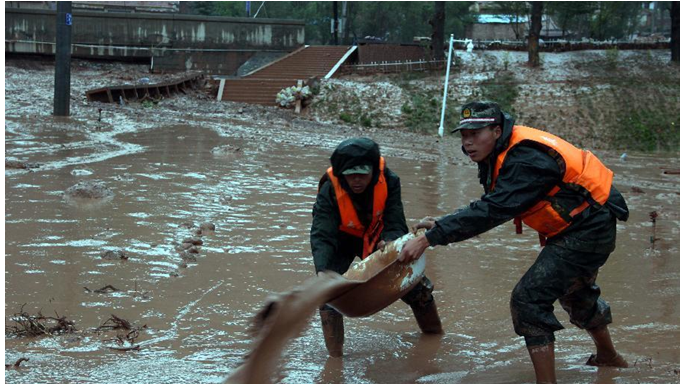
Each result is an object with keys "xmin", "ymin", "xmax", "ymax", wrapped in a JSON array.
[
  {"xmin": 672, "ymin": 2, "xmax": 680, "ymax": 63},
  {"xmin": 528, "ymin": 1, "xmax": 543, "ymax": 67},
  {"xmin": 430, "ymin": 2, "xmax": 446, "ymax": 60}
]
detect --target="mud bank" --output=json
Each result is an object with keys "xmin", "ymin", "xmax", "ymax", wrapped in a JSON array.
[{"xmin": 4, "ymin": 58, "xmax": 680, "ymax": 383}]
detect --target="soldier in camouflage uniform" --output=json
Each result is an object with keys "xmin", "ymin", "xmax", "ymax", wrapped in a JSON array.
[{"xmin": 400, "ymin": 101, "xmax": 629, "ymax": 383}]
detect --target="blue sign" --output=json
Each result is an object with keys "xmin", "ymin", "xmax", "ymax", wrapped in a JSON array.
[{"xmin": 65, "ymin": 13, "xmax": 72, "ymax": 26}]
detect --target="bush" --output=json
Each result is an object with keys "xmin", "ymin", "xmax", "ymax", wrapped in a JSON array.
[
  {"xmin": 615, "ymin": 109, "xmax": 680, "ymax": 151},
  {"xmin": 360, "ymin": 114, "xmax": 372, "ymax": 128},
  {"xmin": 339, "ymin": 112, "xmax": 354, "ymax": 123},
  {"xmin": 605, "ymin": 47, "xmax": 619, "ymax": 70},
  {"xmin": 478, "ymin": 72, "xmax": 519, "ymax": 115}
]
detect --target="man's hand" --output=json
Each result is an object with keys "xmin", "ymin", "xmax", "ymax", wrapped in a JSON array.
[
  {"xmin": 377, "ymin": 240, "xmax": 388, "ymax": 251},
  {"xmin": 398, "ymin": 234, "xmax": 431, "ymax": 263},
  {"xmin": 411, "ymin": 216, "xmax": 436, "ymax": 233}
]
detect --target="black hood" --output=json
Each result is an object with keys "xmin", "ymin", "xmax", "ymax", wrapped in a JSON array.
[
  {"xmin": 330, "ymin": 137, "xmax": 381, "ymax": 178},
  {"xmin": 495, "ymin": 111, "xmax": 515, "ymax": 153}
]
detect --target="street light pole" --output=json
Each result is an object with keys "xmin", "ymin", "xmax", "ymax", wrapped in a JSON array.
[
  {"xmin": 54, "ymin": 1, "xmax": 73, "ymax": 117},
  {"xmin": 438, "ymin": 34, "xmax": 454, "ymax": 137}
]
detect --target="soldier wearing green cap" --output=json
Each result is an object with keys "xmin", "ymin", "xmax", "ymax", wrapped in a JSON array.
[
  {"xmin": 311, "ymin": 137, "xmax": 443, "ymax": 358},
  {"xmin": 400, "ymin": 101, "xmax": 630, "ymax": 383}
]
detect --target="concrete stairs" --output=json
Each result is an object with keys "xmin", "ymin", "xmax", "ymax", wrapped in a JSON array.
[{"xmin": 220, "ymin": 45, "xmax": 353, "ymax": 106}]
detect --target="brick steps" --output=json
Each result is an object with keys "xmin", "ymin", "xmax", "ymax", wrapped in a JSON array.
[{"xmin": 221, "ymin": 45, "xmax": 352, "ymax": 106}]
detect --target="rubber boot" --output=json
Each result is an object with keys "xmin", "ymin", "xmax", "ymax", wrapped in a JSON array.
[
  {"xmin": 527, "ymin": 343, "xmax": 557, "ymax": 384},
  {"xmin": 411, "ymin": 300, "xmax": 444, "ymax": 334},
  {"xmin": 319, "ymin": 308, "xmax": 344, "ymax": 357},
  {"xmin": 585, "ymin": 325, "xmax": 628, "ymax": 367}
]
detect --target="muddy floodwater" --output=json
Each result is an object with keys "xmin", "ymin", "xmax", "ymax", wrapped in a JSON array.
[{"xmin": 5, "ymin": 85, "xmax": 680, "ymax": 382}]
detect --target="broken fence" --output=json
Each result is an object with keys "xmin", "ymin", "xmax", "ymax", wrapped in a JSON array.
[
  {"xmin": 85, "ymin": 73, "xmax": 205, "ymax": 104},
  {"xmin": 341, "ymin": 59, "xmax": 447, "ymax": 74}
]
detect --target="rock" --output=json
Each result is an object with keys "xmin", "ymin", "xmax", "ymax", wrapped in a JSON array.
[
  {"xmin": 102, "ymin": 249, "xmax": 128, "ymax": 260},
  {"xmin": 71, "ymin": 167, "xmax": 94, "ymax": 176},
  {"xmin": 631, "ymin": 186, "xmax": 645, "ymax": 194},
  {"xmin": 180, "ymin": 252, "xmax": 197, "ymax": 262},
  {"xmin": 5, "ymin": 159, "xmax": 39, "ymax": 169},
  {"xmin": 187, "ymin": 246, "xmax": 199, "ymax": 254},
  {"xmin": 211, "ymin": 144, "xmax": 241, "ymax": 157},
  {"xmin": 182, "ymin": 237, "xmax": 203, "ymax": 246},
  {"xmin": 200, "ymin": 222, "xmax": 216, "ymax": 232},
  {"xmin": 65, "ymin": 180, "xmax": 114, "ymax": 199},
  {"xmin": 179, "ymin": 222, "xmax": 194, "ymax": 229}
]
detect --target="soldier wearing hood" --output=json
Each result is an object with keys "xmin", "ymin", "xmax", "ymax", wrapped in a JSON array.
[
  {"xmin": 311, "ymin": 137, "xmax": 443, "ymax": 358},
  {"xmin": 400, "ymin": 101, "xmax": 630, "ymax": 383}
]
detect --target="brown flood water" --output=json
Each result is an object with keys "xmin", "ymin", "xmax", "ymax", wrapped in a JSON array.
[{"xmin": 5, "ymin": 115, "xmax": 680, "ymax": 384}]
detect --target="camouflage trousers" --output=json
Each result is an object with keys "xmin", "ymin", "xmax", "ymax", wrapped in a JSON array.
[{"xmin": 510, "ymin": 242, "xmax": 614, "ymax": 347}]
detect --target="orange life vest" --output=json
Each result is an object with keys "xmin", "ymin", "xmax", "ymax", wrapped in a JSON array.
[
  {"xmin": 326, "ymin": 157, "xmax": 387, "ymax": 259},
  {"xmin": 491, "ymin": 126, "xmax": 613, "ymax": 239}
]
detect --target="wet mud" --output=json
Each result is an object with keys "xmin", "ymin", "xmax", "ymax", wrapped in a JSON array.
[{"xmin": 5, "ymin": 61, "xmax": 680, "ymax": 383}]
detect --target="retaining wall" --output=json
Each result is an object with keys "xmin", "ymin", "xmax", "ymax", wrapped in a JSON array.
[{"xmin": 5, "ymin": 8, "xmax": 305, "ymax": 74}]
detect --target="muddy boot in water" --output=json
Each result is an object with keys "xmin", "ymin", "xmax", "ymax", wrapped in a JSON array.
[
  {"xmin": 319, "ymin": 306, "xmax": 344, "ymax": 357},
  {"xmin": 403, "ymin": 277, "xmax": 443, "ymax": 334},
  {"xmin": 410, "ymin": 300, "xmax": 443, "ymax": 334},
  {"xmin": 527, "ymin": 343, "xmax": 557, "ymax": 384},
  {"xmin": 585, "ymin": 325, "xmax": 629, "ymax": 368}
]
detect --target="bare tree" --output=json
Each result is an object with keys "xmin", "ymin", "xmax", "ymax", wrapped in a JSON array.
[
  {"xmin": 494, "ymin": 2, "xmax": 530, "ymax": 40},
  {"xmin": 430, "ymin": 2, "xmax": 446, "ymax": 60},
  {"xmin": 672, "ymin": 2, "xmax": 680, "ymax": 63},
  {"xmin": 528, "ymin": 1, "xmax": 543, "ymax": 67}
]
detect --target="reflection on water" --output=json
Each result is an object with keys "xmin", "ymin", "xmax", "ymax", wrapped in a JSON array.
[{"xmin": 5, "ymin": 122, "xmax": 679, "ymax": 383}]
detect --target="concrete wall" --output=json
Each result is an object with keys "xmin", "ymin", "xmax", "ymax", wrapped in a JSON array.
[{"xmin": 5, "ymin": 8, "xmax": 305, "ymax": 74}]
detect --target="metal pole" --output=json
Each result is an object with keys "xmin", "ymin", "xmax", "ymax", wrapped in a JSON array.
[
  {"xmin": 54, "ymin": 1, "xmax": 72, "ymax": 117},
  {"xmin": 438, "ymin": 34, "xmax": 454, "ymax": 137}
]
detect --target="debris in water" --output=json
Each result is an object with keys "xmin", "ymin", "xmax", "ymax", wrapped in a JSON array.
[
  {"xmin": 64, "ymin": 180, "xmax": 114, "ymax": 199},
  {"xmin": 6, "ymin": 305, "xmax": 77, "ymax": 337},
  {"xmin": 101, "ymin": 249, "xmax": 128, "ymax": 260},
  {"xmin": 5, "ymin": 357, "xmax": 29, "ymax": 369},
  {"xmin": 649, "ymin": 211, "xmax": 659, "ymax": 249},
  {"xmin": 631, "ymin": 186, "xmax": 645, "ymax": 194},
  {"xmin": 5, "ymin": 159, "xmax": 40, "ymax": 170},
  {"xmin": 84, "ymin": 284, "xmax": 121, "ymax": 294},
  {"xmin": 200, "ymin": 222, "xmax": 216, "ymax": 232}
]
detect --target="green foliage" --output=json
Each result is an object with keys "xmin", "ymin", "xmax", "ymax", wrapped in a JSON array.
[
  {"xmin": 339, "ymin": 112, "xmax": 354, "ymax": 124},
  {"xmin": 196, "ymin": 1, "xmax": 473, "ymax": 45},
  {"xmin": 488, "ymin": 1, "xmax": 530, "ymax": 39},
  {"xmin": 545, "ymin": 2, "xmax": 597, "ymax": 38},
  {"xmin": 400, "ymin": 91, "xmax": 456, "ymax": 134},
  {"xmin": 477, "ymin": 72, "xmax": 519, "ymax": 116},
  {"xmin": 605, "ymin": 47, "xmax": 619, "ymax": 69},
  {"xmin": 589, "ymin": 2, "xmax": 642, "ymax": 41},
  {"xmin": 360, "ymin": 114, "xmax": 373, "ymax": 128},
  {"xmin": 615, "ymin": 110, "xmax": 680, "ymax": 152},
  {"xmin": 574, "ymin": 66, "xmax": 680, "ymax": 152},
  {"xmin": 502, "ymin": 51, "xmax": 511, "ymax": 71}
]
